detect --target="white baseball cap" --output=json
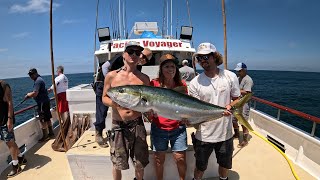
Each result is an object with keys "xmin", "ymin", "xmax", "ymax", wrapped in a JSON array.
[
  {"xmin": 234, "ymin": 62, "xmax": 247, "ymax": 71},
  {"xmin": 194, "ymin": 42, "xmax": 217, "ymax": 55},
  {"xmin": 182, "ymin": 59, "xmax": 189, "ymax": 65},
  {"xmin": 193, "ymin": 42, "xmax": 223, "ymax": 65}
]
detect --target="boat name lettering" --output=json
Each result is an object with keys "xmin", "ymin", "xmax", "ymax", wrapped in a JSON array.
[{"xmin": 112, "ymin": 41, "xmax": 182, "ymax": 48}]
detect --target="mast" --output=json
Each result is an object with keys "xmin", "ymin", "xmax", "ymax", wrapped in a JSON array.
[
  {"xmin": 170, "ymin": 0, "xmax": 173, "ymax": 37},
  {"xmin": 222, "ymin": 0, "xmax": 228, "ymax": 69},
  {"xmin": 118, "ymin": 0, "xmax": 122, "ymax": 39},
  {"xmin": 93, "ymin": 0, "xmax": 99, "ymax": 75},
  {"xmin": 49, "ymin": 0, "xmax": 67, "ymax": 151}
]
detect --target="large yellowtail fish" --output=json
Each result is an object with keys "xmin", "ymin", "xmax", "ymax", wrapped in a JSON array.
[{"xmin": 107, "ymin": 85, "xmax": 253, "ymax": 131}]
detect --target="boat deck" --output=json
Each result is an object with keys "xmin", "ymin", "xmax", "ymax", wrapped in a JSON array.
[{"xmin": 0, "ymin": 128, "xmax": 315, "ymax": 180}]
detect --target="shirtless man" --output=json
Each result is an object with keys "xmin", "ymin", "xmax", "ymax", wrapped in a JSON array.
[{"xmin": 102, "ymin": 41, "xmax": 150, "ymax": 180}]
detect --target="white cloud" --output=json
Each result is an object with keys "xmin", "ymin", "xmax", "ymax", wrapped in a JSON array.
[
  {"xmin": 12, "ymin": 32, "xmax": 30, "ymax": 39},
  {"xmin": 0, "ymin": 48, "xmax": 9, "ymax": 53},
  {"xmin": 62, "ymin": 19, "xmax": 82, "ymax": 24},
  {"xmin": 10, "ymin": 0, "xmax": 60, "ymax": 14}
]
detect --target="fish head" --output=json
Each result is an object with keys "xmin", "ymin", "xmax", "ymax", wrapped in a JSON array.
[{"xmin": 107, "ymin": 85, "xmax": 149, "ymax": 111}]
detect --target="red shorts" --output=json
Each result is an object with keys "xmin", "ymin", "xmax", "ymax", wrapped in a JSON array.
[{"xmin": 57, "ymin": 92, "xmax": 69, "ymax": 113}]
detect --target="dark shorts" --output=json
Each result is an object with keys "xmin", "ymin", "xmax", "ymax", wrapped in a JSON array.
[
  {"xmin": 192, "ymin": 134, "xmax": 234, "ymax": 171},
  {"xmin": 37, "ymin": 101, "xmax": 52, "ymax": 122},
  {"xmin": 109, "ymin": 117, "xmax": 149, "ymax": 170},
  {"xmin": 151, "ymin": 123, "xmax": 187, "ymax": 152},
  {"xmin": 0, "ymin": 125, "xmax": 15, "ymax": 142}
]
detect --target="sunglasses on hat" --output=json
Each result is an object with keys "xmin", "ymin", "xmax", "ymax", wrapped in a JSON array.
[{"xmin": 125, "ymin": 48, "xmax": 142, "ymax": 56}]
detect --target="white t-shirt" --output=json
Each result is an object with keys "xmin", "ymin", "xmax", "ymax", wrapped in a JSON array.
[
  {"xmin": 50, "ymin": 74, "xmax": 68, "ymax": 94},
  {"xmin": 188, "ymin": 69, "xmax": 240, "ymax": 143},
  {"xmin": 239, "ymin": 74, "xmax": 254, "ymax": 119},
  {"xmin": 239, "ymin": 75, "xmax": 253, "ymax": 92}
]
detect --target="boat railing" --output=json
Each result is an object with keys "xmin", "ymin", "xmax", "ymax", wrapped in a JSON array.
[
  {"xmin": 14, "ymin": 97, "xmax": 56, "ymax": 116},
  {"xmin": 251, "ymin": 96, "xmax": 320, "ymax": 137}
]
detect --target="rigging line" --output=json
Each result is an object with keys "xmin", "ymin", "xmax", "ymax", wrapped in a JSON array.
[
  {"xmin": 110, "ymin": 2, "xmax": 115, "ymax": 39},
  {"xmin": 93, "ymin": 0, "xmax": 100, "ymax": 75},
  {"xmin": 122, "ymin": 0, "xmax": 126, "ymax": 38},
  {"xmin": 118, "ymin": 0, "xmax": 122, "ymax": 39},
  {"xmin": 124, "ymin": 0, "xmax": 128, "ymax": 38},
  {"xmin": 185, "ymin": 0, "xmax": 194, "ymax": 47}
]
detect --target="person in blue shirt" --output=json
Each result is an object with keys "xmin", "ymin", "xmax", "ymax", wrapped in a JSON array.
[{"xmin": 25, "ymin": 68, "xmax": 54, "ymax": 142}]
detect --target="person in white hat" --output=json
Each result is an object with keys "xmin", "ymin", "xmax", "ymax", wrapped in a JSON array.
[
  {"xmin": 233, "ymin": 62, "xmax": 254, "ymax": 148},
  {"xmin": 188, "ymin": 42, "xmax": 241, "ymax": 180},
  {"xmin": 102, "ymin": 41, "xmax": 150, "ymax": 180},
  {"xmin": 179, "ymin": 59, "xmax": 196, "ymax": 81}
]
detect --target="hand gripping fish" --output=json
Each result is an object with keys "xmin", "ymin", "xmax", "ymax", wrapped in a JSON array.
[{"xmin": 107, "ymin": 85, "xmax": 253, "ymax": 131}]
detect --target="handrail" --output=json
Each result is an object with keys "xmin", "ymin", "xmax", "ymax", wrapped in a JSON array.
[
  {"xmin": 14, "ymin": 97, "xmax": 55, "ymax": 116},
  {"xmin": 252, "ymin": 96, "xmax": 320, "ymax": 124}
]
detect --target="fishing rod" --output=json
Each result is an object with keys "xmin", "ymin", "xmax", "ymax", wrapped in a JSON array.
[{"xmin": 14, "ymin": 99, "xmax": 27, "ymax": 109}]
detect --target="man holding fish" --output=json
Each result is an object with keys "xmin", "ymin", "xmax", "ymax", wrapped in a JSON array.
[
  {"xmin": 189, "ymin": 42, "xmax": 241, "ymax": 180},
  {"xmin": 102, "ymin": 41, "xmax": 150, "ymax": 180}
]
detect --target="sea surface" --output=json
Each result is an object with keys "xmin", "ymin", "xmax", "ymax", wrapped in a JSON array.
[{"xmin": 3, "ymin": 70, "xmax": 320, "ymax": 138}]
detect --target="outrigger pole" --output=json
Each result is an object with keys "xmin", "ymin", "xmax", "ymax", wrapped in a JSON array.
[
  {"xmin": 49, "ymin": 0, "xmax": 67, "ymax": 150},
  {"xmin": 222, "ymin": 0, "xmax": 228, "ymax": 69}
]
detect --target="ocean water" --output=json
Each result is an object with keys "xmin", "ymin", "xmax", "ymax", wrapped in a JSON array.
[{"xmin": 3, "ymin": 70, "xmax": 320, "ymax": 137}]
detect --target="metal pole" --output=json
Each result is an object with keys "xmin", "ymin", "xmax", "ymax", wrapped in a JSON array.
[
  {"xmin": 170, "ymin": 0, "xmax": 173, "ymax": 37},
  {"xmin": 221, "ymin": 0, "xmax": 228, "ymax": 69},
  {"xmin": 93, "ymin": 0, "xmax": 100, "ymax": 77},
  {"xmin": 118, "ymin": 0, "xmax": 122, "ymax": 39},
  {"xmin": 49, "ymin": 0, "xmax": 67, "ymax": 151}
]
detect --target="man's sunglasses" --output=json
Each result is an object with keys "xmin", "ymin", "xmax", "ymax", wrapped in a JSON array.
[
  {"xmin": 141, "ymin": 53, "xmax": 149, "ymax": 61},
  {"xmin": 125, "ymin": 48, "xmax": 142, "ymax": 56},
  {"xmin": 196, "ymin": 54, "xmax": 211, "ymax": 61}
]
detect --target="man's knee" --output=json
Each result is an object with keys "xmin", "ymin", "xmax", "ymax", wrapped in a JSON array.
[{"xmin": 196, "ymin": 160, "xmax": 208, "ymax": 172}]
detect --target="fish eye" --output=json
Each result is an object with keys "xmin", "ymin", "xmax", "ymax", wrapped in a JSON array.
[
  {"xmin": 141, "ymin": 97, "xmax": 148, "ymax": 103},
  {"xmin": 118, "ymin": 88, "xmax": 124, "ymax": 93}
]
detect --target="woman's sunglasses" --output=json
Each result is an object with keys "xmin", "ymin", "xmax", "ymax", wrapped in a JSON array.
[{"xmin": 125, "ymin": 48, "xmax": 142, "ymax": 56}]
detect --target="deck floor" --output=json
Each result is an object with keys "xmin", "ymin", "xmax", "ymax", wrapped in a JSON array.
[{"xmin": 0, "ymin": 128, "xmax": 316, "ymax": 180}]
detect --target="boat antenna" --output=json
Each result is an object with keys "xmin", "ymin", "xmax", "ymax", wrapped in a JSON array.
[
  {"xmin": 110, "ymin": 2, "xmax": 115, "ymax": 39},
  {"xmin": 175, "ymin": 8, "xmax": 178, "ymax": 39},
  {"xmin": 170, "ymin": 0, "xmax": 173, "ymax": 37},
  {"xmin": 93, "ymin": 0, "xmax": 100, "ymax": 76},
  {"xmin": 49, "ymin": 0, "xmax": 67, "ymax": 151},
  {"xmin": 185, "ymin": 0, "xmax": 196, "ymax": 74},
  {"xmin": 222, "ymin": 0, "xmax": 228, "ymax": 69},
  {"xmin": 118, "ymin": 0, "xmax": 122, "ymax": 39}
]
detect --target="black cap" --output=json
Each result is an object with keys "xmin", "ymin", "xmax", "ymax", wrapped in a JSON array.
[{"xmin": 28, "ymin": 68, "xmax": 38, "ymax": 75}]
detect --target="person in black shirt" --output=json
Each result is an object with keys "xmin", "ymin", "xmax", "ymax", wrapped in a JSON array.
[{"xmin": 0, "ymin": 80, "xmax": 27, "ymax": 177}]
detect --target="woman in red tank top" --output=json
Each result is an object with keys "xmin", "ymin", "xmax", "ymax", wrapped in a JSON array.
[{"xmin": 150, "ymin": 54, "xmax": 188, "ymax": 180}]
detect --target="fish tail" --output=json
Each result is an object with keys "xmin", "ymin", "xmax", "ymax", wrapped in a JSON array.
[{"xmin": 232, "ymin": 93, "xmax": 254, "ymax": 131}]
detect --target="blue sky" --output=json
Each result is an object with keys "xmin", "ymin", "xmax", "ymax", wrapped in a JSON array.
[{"xmin": 1, "ymin": 0, "xmax": 320, "ymax": 79}]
